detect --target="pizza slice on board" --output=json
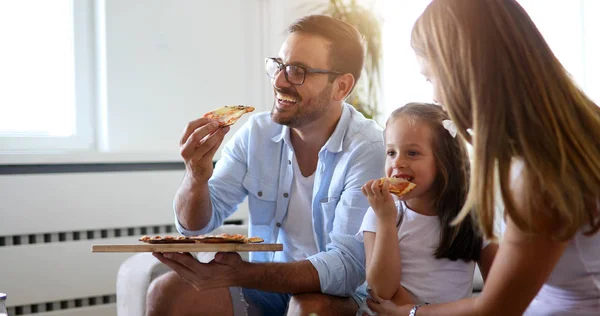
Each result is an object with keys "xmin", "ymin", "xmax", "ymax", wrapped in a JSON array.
[
  {"xmin": 138, "ymin": 235, "xmax": 195, "ymax": 244},
  {"xmin": 138, "ymin": 234, "xmax": 265, "ymax": 244},
  {"xmin": 189, "ymin": 233, "xmax": 247, "ymax": 244}
]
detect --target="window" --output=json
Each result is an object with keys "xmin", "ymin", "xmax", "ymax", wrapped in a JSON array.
[
  {"xmin": 380, "ymin": 0, "xmax": 600, "ymax": 118},
  {"xmin": 379, "ymin": 1, "xmax": 432, "ymax": 120},
  {"xmin": 0, "ymin": 0, "xmax": 94, "ymax": 151}
]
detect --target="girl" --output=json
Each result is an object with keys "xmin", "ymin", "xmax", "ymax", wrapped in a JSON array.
[
  {"xmin": 356, "ymin": 103, "xmax": 498, "ymax": 314},
  {"xmin": 369, "ymin": 0, "xmax": 600, "ymax": 315}
]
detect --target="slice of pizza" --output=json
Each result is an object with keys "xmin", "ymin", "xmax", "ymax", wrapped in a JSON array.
[
  {"xmin": 246, "ymin": 236, "xmax": 264, "ymax": 243},
  {"xmin": 189, "ymin": 233, "xmax": 265, "ymax": 244},
  {"xmin": 139, "ymin": 235, "xmax": 195, "ymax": 244},
  {"xmin": 139, "ymin": 233, "xmax": 266, "ymax": 244},
  {"xmin": 203, "ymin": 105, "xmax": 255, "ymax": 127},
  {"xmin": 191, "ymin": 233, "xmax": 248, "ymax": 244},
  {"xmin": 379, "ymin": 177, "xmax": 417, "ymax": 197}
]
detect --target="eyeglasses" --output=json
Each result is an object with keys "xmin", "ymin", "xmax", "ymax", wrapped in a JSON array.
[{"xmin": 265, "ymin": 58, "xmax": 342, "ymax": 85}]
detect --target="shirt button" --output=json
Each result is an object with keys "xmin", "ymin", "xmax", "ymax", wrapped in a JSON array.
[
  {"xmin": 258, "ymin": 191, "xmax": 263, "ymax": 197},
  {"xmin": 276, "ymin": 222, "xmax": 282, "ymax": 227},
  {"xmin": 288, "ymin": 160, "xmax": 291, "ymax": 164},
  {"xmin": 283, "ymin": 193, "xmax": 289, "ymax": 198}
]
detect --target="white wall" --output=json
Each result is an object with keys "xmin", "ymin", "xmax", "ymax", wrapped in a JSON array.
[
  {"xmin": 0, "ymin": 1, "xmax": 324, "ymax": 315},
  {"xmin": 96, "ymin": 0, "xmax": 325, "ymax": 158},
  {"xmin": 98, "ymin": 0, "xmax": 266, "ymax": 157}
]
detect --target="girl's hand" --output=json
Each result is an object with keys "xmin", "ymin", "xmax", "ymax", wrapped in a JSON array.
[{"xmin": 362, "ymin": 179, "xmax": 397, "ymax": 221}]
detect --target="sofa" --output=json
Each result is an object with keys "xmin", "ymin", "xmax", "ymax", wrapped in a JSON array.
[
  {"xmin": 116, "ymin": 224, "xmax": 484, "ymax": 316},
  {"xmin": 116, "ymin": 224, "xmax": 250, "ymax": 316}
]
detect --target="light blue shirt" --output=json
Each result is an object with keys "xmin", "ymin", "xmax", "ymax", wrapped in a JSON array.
[{"xmin": 175, "ymin": 103, "xmax": 385, "ymax": 297}]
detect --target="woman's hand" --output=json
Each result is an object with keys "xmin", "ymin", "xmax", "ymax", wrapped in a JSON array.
[
  {"xmin": 362, "ymin": 290, "xmax": 409, "ymax": 316},
  {"xmin": 362, "ymin": 179, "xmax": 397, "ymax": 222}
]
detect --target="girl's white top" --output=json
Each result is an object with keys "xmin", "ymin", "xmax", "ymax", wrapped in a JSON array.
[{"xmin": 356, "ymin": 200, "xmax": 487, "ymax": 304}]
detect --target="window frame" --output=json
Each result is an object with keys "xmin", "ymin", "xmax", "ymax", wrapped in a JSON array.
[{"xmin": 0, "ymin": 0, "xmax": 95, "ymax": 152}]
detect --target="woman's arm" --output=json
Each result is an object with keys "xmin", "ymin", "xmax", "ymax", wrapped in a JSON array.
[
  {"xmin": 477, "ymin": 242, "xmax": 499, "ymax": 282},
  {"xmin": 364, "ymin": 225, "xmax": 402, "ymax": 300}
]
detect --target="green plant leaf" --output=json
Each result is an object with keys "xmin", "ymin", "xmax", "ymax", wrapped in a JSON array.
[{"xmin": 313, "ymin": 0, "xmax": 383, "ymax": 119}]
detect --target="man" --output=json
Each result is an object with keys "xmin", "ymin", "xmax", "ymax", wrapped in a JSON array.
[{"xmin": 147, "ymin": 15, "xmax": 385, "ymax": 316}]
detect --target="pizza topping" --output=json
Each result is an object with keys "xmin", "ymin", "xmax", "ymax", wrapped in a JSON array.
[{"xmin": 203, "ymin": 105, "xmax": 255, "ymax": 127}]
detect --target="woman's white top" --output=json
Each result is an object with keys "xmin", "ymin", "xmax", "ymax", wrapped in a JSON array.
[
  {"xmin": 510, "ymin": 161, "xmax": 600, "ymax": 314},
  {"xmin": 524, "ymin": 226, "xmax": 600, "ymax": 315}
]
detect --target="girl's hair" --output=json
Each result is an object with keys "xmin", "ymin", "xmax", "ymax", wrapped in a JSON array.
[
  {"xmin": 387, "ymin": 102, "xmax": 482, "ymax": 261},
  {"xmin": 411, "ymin": 0, "xmax": 600, "ymax": 240}
]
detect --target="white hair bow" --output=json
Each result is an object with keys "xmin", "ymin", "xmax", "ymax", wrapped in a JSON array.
[{"xmin": 442, "ymin": 120, "xmax": 457, "ymax": 138}]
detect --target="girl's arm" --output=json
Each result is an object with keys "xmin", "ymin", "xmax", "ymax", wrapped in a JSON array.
[
  {"xmin": 364, "ymin": 224, "xmax": 402, "ymax": 300},
  {"xmin": 362, "ymin": 179, "xmax": 403, "ymax": 300},
  {"xmin": 477, "ymin": 242, "xmax": 499, "ymax": 282}
]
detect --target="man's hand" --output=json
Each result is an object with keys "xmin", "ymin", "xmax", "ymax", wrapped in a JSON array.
[
  {"xmin": 152, "ymin": 252, "xmax": 245, "ymax": 292},
  {"xmin": 179, "ymin": 118, "xmax": 230, "ymax": 183},
  {"xmin": 362, "ymin": 179, "xmax": 397, "ymax": 222}
]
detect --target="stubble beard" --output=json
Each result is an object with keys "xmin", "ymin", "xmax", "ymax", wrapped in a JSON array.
[{"xmin": 271, "ymin": 83, "xmax": 332, "ymax": 129}]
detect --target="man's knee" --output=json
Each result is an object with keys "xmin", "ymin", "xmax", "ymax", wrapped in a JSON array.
[
  {"xmin": 146, "ymin": 271, "xmax": 234, "ymax": 316},
  {"xmin": 146, "ymin": 271, "xmax": 190, "ymax": 315},
  {"xmin": 287, "ymin": 293, "xmax": 358, "ymax": 316}
]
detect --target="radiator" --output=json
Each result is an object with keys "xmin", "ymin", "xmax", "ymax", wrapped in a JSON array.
[{"xmin": 0, "ymin": 165, "xmax": 248, "ymax": 315}]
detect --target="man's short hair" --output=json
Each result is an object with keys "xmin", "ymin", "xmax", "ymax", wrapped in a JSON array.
[{"xmin": 287, "ymin": 15, "xmax": 365, "ymax": 84}]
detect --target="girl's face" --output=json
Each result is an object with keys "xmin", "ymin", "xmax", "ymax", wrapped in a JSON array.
[{"xmin": 385, "ymin": 117, "xmax": 438, "ymax": 201}]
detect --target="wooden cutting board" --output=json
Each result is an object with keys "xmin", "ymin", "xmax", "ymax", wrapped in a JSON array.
[{"xmin": 91, "ymin": 243, "xmax": 283, "ymax": 253}]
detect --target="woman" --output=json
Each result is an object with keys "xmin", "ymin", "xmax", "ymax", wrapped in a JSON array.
[{"xmin": 365, "ymin": 0, "xmax": 600, "ymax": 315}]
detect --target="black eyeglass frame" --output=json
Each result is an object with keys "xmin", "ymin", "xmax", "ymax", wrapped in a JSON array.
[{"xmin": 265, "ymin": 57, "xmax": 343, "ymax": 85}]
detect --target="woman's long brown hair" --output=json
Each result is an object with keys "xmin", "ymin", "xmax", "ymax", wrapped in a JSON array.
[{"xmin": 411, "ymin": 0, "xmax": 600, "ymax": 240}]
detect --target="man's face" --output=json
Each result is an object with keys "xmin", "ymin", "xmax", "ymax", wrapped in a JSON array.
[{"xmin": 270, "ymin": 32, "xmax": 335, "ymax": 128}]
